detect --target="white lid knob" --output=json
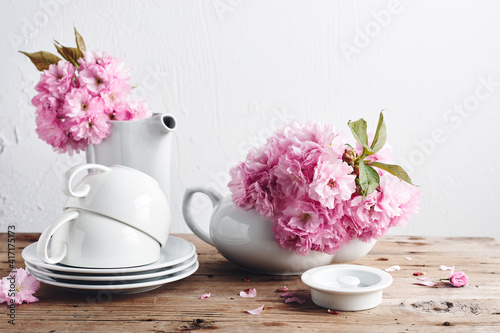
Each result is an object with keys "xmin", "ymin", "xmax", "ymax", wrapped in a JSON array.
[{"xmin": 338, "ymin": 275, "xmax": 361, "ymax": 288}]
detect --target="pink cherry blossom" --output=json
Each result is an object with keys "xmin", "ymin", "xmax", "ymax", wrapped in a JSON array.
[
  {"xmin": 0, "ymin": 268, "xmax": 40, "ymax": 305},
  {"xmin": 449, "ymin": 267, "xmax": 467, "ymax": 287},
  {"xmin": 248, "ymin": 180, "xmax": 274, "ymax": 218},
  {"xmin": 310, "ymin": 221, "xmax": 349, "ymax": 255},
  {"xmin": 30, "ymin": 50, "xmax": 152, "ymax": 155},
  {"xmin": 274, "ymin": 155, "xmax": 310, "ymax": 199},
  {"xmin": 272, "ymin": 219, "xmax": 313, "ymax": 256},
  {"xmin": 125, "ymin": 98, "xmax": 152, "ymax": 120},
  {"xmin": 200, "ymin": 293, "xmax": 211, "ymax": 300},
  {"xmin": 70, "ymin": 112, "xmax": 110, "ymax": 145},
  {"xmin": 64, "ymin": 87, "xmax": 105, "ymax": 119},
  {"xmin": 36, "ymin": 60, "xmax": 76, "ymax": 99},
  {"xmin": 101, "ymin": 80, "xmax": 132, "ymax": 109},
  {"xmin": 309, "ymin": 154, "xmax": 356, "ymax": 209},
  {"xmin": 341, "ymin": 189, "xmax": 391, "ymax": 242},
  {"xmin": 79, "ymin": 50, "xmax": 130, "ymax": 82},
  {"xmin": 228, "ymin": 120, "xmax": 420, "ymax": 255},
  {"xmin": 228, "ymin": 162, "xmax": 253, "ymax": 209},
  {"xmin": 78, "ymin": 64, "xmax": 112, "ymax": 95},
  {"xmin": 280, "ymin": 199, "xmax": 328, "ymax": 235},
  {"xmin": 34, "ymin": 105, "xmax": 69, "ymax": 153}
]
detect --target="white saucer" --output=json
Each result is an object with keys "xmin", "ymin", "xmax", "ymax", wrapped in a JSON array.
[
  {"xmin": 26, "ymin": 261, "xmax": 199, "ymax": 295},
  {"xmin": 25, "ymin": 254, "xmax": 197, "ymax": 282},
  {"xmin": 22, "ymin": 236, "xmax": 196, "ymax": 274}
]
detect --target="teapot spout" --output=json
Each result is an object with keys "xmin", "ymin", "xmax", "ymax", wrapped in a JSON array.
[{"xmin": 155, "ymin": 113, "xmax": 176, "ymax": 134}]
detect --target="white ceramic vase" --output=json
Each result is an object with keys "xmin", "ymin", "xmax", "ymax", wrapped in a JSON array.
[
  {"xmin": 182, "ymin": 187, "xmax": 376, "ymax": 275},
  {"xmin": 86, "ymin": 113, "xmax": 176, "ymax": 203}
]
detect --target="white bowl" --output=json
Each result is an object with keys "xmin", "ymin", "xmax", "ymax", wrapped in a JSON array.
[
  {"xmin": 301, "ymin": 264, "xmax": 393, "ymax": 311},
  {"xmin": 63, "ymin": 164, "xmax": 170, "ymax": 246},
  {"xmin": 37, "ymin": 209, "xmax": 160, "ymax": 268}
]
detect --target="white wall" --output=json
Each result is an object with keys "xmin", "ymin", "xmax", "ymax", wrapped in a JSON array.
[{"xmin": 1, "ymin": 0, "xmax": 500, "ymax": 240}]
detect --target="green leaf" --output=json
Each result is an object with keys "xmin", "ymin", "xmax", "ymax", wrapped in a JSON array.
[
  {"xmin": 348, "ymin": 117, "xmax": 369, "ymax": 148},
  {"xmin": 74, "ymin": 27, "xmax": 86, "ymax": 53},
  {"xmin": 53, "ymin": 41, "xmax": 83, "ymax": 67},
  {"xmin": 370, "ymin": 111, "xmax": 386, "ymax": 153},
  {"xmin": 19, "ymin": 51, "xmax": 62, "ymax": 71},
  {"xmin": 369, "ymin": 161, "xmax": 414, "ymax": 185},
  {"xmin": 358, "ymin": 159, "xmax": 380, "ymax": 199},
  {"xmin": 362, "ymin": 146, "xmax": 375, "ymax": 156}
]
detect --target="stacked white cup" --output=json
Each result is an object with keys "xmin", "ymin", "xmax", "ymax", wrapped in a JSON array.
[{"xmin": 37, "ymin": 164, "xmax": 171, "ymax": 268}]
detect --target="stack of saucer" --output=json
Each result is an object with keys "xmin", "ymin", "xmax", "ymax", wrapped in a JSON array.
[
  {"xmin": 22, "ymin": 236, "xmax": 198, "ymax": 295},
  {"xmin": 25, "ymin": 164, "xmax": 199, "ymax": 294}
]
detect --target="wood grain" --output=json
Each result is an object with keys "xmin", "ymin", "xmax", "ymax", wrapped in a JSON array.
[{"xmin": 0, "ymin": 233, "xmax": 499, "ymax": 332}]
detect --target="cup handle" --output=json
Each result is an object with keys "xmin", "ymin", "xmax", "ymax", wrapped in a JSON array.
[
  {"xmin": 182, "ymin": 187, "xmax": 223, "ymax": 246},
  {"xmin": 36, "ymin": 210, "xmax": 80, "ymax": 264},
  {"xmin": 62, "ymin": 163, "xmax": 112, "ymax": 198}
]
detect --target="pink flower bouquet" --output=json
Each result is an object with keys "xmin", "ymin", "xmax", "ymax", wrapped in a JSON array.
[
  {"xmin": 229, "ymin": 113, "xmax": 421, "ymax": 255},
  {"xmin": 21, "ymin": 28, "xmax": 151, "ymax": 155}
]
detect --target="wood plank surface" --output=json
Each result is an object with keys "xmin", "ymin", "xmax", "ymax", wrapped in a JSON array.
[{"xmin": 0, "ymin": 233, "xmax": 499, "ymax": 332}]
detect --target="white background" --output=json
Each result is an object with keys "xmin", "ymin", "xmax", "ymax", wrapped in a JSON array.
[{"xmin": 1, "ymin": 0, "xmax": 500, "ymax": 241}]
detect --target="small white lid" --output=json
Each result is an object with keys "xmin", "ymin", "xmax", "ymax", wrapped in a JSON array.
[{"xmin": 301, "ymin": 264, "xmax": 393, "ymax": 311}]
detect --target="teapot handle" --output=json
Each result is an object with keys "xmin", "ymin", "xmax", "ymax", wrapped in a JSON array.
[
  {"xmin": 62, "ymin": 163, "xmax": 112, "ymax": 198},
  {"xmin": 182, "ymin": 187, "xmax": 223, "ymax": 246}
]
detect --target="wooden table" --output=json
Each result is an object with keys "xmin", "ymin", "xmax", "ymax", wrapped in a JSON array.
[{"xmin": 1, "ymin": 233, "xmax": 499, "ymax": 332}]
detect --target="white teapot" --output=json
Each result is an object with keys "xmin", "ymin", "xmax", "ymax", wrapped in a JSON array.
[{"xmin": 182, "ymin": 187, "xmax": 375, "ymax": 275}]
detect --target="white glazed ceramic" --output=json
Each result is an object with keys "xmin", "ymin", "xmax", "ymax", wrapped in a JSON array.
[
  {"xmin": 26, "ymin": 261, "xmax": 199, "ymax": 295},
  {"xmin": 63, "ymin": 163, "xmax": 170, "ymax": 246},
  {"xmin": 36, "ymin": 209, "xmax": 161, "ymax": 268},
  {"xmin": 182, "ymin": 187, "xmax": 376, "ymax": 275},
  {"xmin": 24, "ymin": 236, "xmax": 196, "ymax": 274},
  {"xmin": 25, "ymin": 254, "xmax": 197, "ymax": 282},
  {"xmin": 86, "ymin": 113, "xmax": 176, "ymax": 205},
  {"xmin": 301, "ymin": 264, "xmax": 393, "ymax": 311}
]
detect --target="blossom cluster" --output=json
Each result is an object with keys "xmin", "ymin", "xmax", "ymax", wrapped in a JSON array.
[
  {"xmin": 0, "ymin": 268, "xmax": 40, "ymax": 305},
  {"xmin": 31, "ymin": 51, "xmax": 151, "ymax": 155},
  {"xmin": 228, "ymin": 121, "xmax": 421, "ymax": 255}
]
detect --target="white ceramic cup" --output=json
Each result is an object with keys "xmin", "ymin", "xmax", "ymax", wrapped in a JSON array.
[
  {"xmin": 62, "ymin": 164, "xmax": 170, "ymax": 247},
  {"xmin": 36, "ymin": 209, "xmax": 161, "ymax": 268}
]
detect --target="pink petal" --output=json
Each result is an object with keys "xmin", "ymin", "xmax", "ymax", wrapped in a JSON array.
[
  {"xmin": 200, "ymin": 293, "xmax": 211, "ymax": 300},
  {"xmin": 440, "ymin": 265, "xmax": 453, "ymax": 271},
  {"xmin": 280, "ymin": 293, "xmax": 295, "ymax": 298},
  {"xmin": 385, "ymin": 265, "xmax": 401, "ymax": 272},
  {"xmin": 239, "ymin": 288, "xmax": 257, "ymax": 298},
  {"xmin": 328, "ymin": 309, "xmax": 339, "ymax": 314},
  {"xmin": 413, "ymin": 272, "xmax": 425, "ymax": 276},
  {"xmin": 246, "ymin": 305, "xmax": 265, "ymax": 315},
  {"xmin": 405, "ymin": 257, "xmax": 413, "ymax": 261},
  {"xmin": 21, "ymin": 294, "xmax": 39, "ymax": 304},
  {"xmin": 275, "ymin": 286, "xmax": 288, "ymax": 292},
  {"xmin": 285, "ymin": 296, "xmax": 306, "ymax": 304},
  {"xmin": 415, "ymin": 277, "xmax": 436, "ymax": 286},
  {"xmin": 415, "ymin": 280, "xmax": 437, "ymax": 287}
]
